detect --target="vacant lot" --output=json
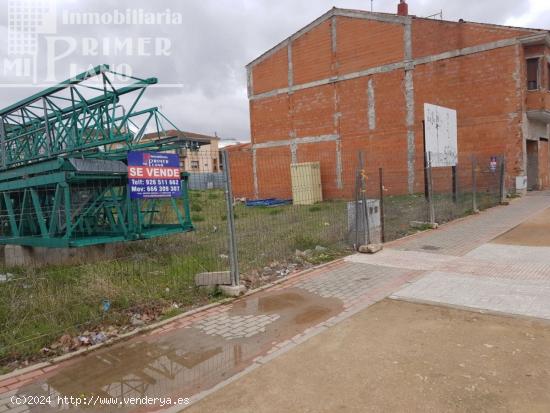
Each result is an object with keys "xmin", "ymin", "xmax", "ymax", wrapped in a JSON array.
[{"xmin": 0, "ymin": 189, "xmax": 499, "ymax": 370}]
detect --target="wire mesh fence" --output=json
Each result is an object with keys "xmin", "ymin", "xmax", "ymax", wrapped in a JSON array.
[
  {"xmin": 0, "ymin": 147, "xmax": 506, "ymax": 372},
  {"xmin": 429, "ymin": 154, "xmax": 503, "ymax": 225}
]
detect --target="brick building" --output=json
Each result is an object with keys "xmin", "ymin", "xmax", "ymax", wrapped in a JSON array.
[
  {"xmin": 142, "ymin": 130, "xmax": 221, "ymax": 172},
  {"xmin": 228, "ymin": 1, "xmax": 550, "ymax": 200}
]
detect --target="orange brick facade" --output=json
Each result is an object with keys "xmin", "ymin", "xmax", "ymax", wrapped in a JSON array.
[{"xmin": 230, "ymin": 7, "xmax": 550, "ymax": 199}]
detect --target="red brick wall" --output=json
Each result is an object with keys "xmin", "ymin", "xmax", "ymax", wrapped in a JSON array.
[
  {"xmin": 292, "ymin": 20, "xmax": 333, "ymax": 85},
  {"xmin": 339, "ymin": 70, "xmax": 409, "ymax": 195},
  {"xmin": 250, "ymin": 94, "xmax": 290, "ymax": 144},
  {"xmin": 413, "ymin": 45, "xmax": 523, "ymax": 193},
  {"xmin": 252, "ymin": 46, "xmax": 288, "ymax": 95},
  {"xmin": 291, "ymin": 84, "xmax": 335, "ymax": 138},
  {"xmin": 237, "ymin": 12, "xmax": 533, "ymax": 200},
  {"xmin": 337, "ymin": 17, "xmax": 404, "ymax": 75},
  {"xmin": 255, "ymin": 146, "xmax": 292, "ymax": 200},
  {"xmin": 412, "ymin": 19, "xmax": 532, "ymax": 58},
  {"xmin": 227, "ymin": 146, "xmax": 255, "ymax": 199}
]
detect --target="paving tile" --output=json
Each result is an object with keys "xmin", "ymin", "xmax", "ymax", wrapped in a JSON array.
[{"xmin": 393, "ymin": 271, "xmax": 550, "ymax": 320}]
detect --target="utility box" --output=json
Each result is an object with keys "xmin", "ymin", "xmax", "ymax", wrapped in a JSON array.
[
  {"xmin": 291, "ymin": 162, "xmax": 323, "ymax": 205},
  {"xmin": 347, "ymin": 199, "xmax": 381, "ymax": 245}
]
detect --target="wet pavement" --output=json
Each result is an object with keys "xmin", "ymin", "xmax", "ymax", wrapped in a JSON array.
[
  {"xmin": 2, "ymin": 261, "xmax": 418, "ymax": 412},
  {"xmin": 8, "ymin": 288, "xmax": 342, "ymax": 412}
]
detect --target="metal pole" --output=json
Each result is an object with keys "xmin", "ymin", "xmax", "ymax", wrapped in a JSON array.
[
  {"xmin": 379, "ymin": 167, "xmax": 385, "ymax": 243},
  {"xmin": 359, "ymin": 152, "xmax": 371, "ymax": 245},
  {"xmin": 472, "ymin": 157, "xmax": 478, "ymax": 213},
  {"xmin": 422, "ymin": 120, "xmax": 429, "ymax": 200},
  {"xmin": 222, "ymin": 150, "xmax": 239, "ymax": 286},
  {"xmin": 427, "ymin": 152, "xmax": 436, "ymax": 225},
  {"xmin": 354, "ymin": 168, "xmax": 360, "ymax": 251},
  {"xmin": 499, "ymin": 156, "xmax": 506, "ymax": 204},
  {"xmin": 451, "ymin": 165, "xmax": 458, "ymax": 204}
]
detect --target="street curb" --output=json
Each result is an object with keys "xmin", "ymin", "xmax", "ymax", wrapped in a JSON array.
[
  {"xmin": 388, "ymin": 295, "xmax": 550, "ymax": 327},
  {"xmin": 0, "ymin": 257, "xmax": 346, "ymax": 385}
]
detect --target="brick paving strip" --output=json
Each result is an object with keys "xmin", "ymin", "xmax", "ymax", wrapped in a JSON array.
[{"xmin": 1, "ymin": 193, "xmax": 550, "ymax": 412}]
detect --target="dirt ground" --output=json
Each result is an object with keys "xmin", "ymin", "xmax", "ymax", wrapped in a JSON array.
[
  {"xmin": 186, "ymin": 299, "xmax": 550, "ymax": 413},
  {"xmin": 493, "ymin": 207, "xmax": 550, "ymax": 246}
]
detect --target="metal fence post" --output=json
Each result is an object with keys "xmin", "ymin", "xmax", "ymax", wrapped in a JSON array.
[
  {"xmin": 379, "ymin": 167, "xmax": 385, "ymax": 243},
  {"xmin": 354, "ymin": 167, "xmax": 360, "ymax": 250},
  {"xmin": 499, "ymin": 156, "xmax": 507, "ymax": 204},
  {"xmin": 452, "ymin": 165, "xmax": 458, "ymax": 204},
  {"xmin": 359, "ymin": 152, "xmax": 371, "ymax": 245},
  {"xmin": 427, "ymin": 152, "xmax": 436, "ymax": 225},
  {"xmin": 222, "ymin": 150, "xmax": 239, "ymax": 286},
  {"xmin": 472, "ymin": 156, "xmax": 478, "ymax": 213}
]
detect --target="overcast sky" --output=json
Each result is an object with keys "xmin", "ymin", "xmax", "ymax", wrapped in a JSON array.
[{"xmin": 0, "ymin": 0, "xmax": 549, "ymax": 142}]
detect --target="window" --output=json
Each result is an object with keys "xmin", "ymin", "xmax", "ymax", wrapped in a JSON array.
[
  {"xmin": 190, "ymin": 160, "xmax": 199, "ymax": 170},
  {"xmin": 527, "ymin": 58, "xmax": 540, "ymax": 90}
]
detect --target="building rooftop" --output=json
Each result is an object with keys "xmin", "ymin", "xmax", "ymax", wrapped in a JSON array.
[
  {"xmin": 143, "ymin": 129, "xmax": 220, "ymax": 144},
  {"xmin": 247, "ymin": 5, "xmax": 548, "ymax": 68}
]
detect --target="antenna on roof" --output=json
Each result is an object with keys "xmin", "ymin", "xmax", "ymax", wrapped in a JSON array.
[{"xmin": 424, "ymin": 9, "xmax": 443, "ymax": 20}]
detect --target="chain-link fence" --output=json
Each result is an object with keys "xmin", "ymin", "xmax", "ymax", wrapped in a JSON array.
[
  {"xmin": 429, "ymin": 154, "xmax": 504, "ymax": 225},
  {"xmin": 0, "ymin": 148, "xmax": 506, "ymax": 373}
]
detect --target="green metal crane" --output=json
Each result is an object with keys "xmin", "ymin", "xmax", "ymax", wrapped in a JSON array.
[{"xmin": 0, "ymin": 65, "xmax": 198, "ymax": 248}]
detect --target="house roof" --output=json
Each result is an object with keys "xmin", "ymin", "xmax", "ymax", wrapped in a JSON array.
[
  {"xmin": 224, "ymin": 142, "xmax": 252, "ymax": 152},
  {"xmin": 142, "ymin": 129, "xmax": 220, "ymax": 144},
  {"xmin": 246, "ymin": 6, "xmax": 547, "ymax": 69}
]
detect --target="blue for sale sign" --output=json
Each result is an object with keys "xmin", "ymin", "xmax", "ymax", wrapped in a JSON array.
[{"xmin": 127, "ymin": 151, "xmax": 181, "ymax": 199}]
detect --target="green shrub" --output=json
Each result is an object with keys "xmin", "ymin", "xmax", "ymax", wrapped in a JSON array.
[{"xmin": 292, "ymin": 234, "xmax": 321, "ymax": 251}]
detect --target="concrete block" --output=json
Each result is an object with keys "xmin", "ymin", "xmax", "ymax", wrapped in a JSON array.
[
  {"xmin": 410, "ymin": 221, "xmax": 438, "ymax": 230},
  {"xmin": 358, "ymin": 244, "xmax": 383, "ymax": 254},
  {"xmin": 195, "ymin": 271, "xmax": 232, "ymax": 287},
  {"xmin": 219, "ymin": 285, "xmax": 247, "ymax": 297},
  {"xmin": 4, "ymin": 244, "xmax": 117, "ymax": 267}
]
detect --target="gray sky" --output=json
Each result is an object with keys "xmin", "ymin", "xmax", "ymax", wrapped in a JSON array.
[{"xmin": 0, "ymin": 0, "xmax": 549, "ymax": 142}]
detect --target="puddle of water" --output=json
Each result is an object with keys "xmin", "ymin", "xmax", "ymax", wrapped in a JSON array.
[
  {"xmin": 293, "ymin": 306, "xmax": 332, "ymax": 324},
  {"xmin": 257, "ymin": 292, "xmax": 305, "ymax": 312},
  {"xmin": 17, "ymin": 288, "xmax": 343, "ymax": 412}
]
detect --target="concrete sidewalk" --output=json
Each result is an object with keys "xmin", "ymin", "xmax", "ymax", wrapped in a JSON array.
[
  {"xmin": 185, "ymin": 192, "xmax": 550, "ymax": 413},
  {"xmin": 2, "ymin": 192, "xmax": 550, "ymax": 412}
]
